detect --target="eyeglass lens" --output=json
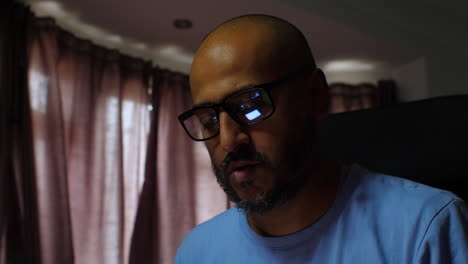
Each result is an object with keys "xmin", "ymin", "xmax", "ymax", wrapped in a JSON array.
[{"xmin": 183, "ymin": 88, "xmax": 274, "ymax": 140}]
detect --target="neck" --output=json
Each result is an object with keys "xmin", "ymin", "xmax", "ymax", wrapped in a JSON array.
[{"xmin": 247, "ymin": 160, "xmax": 344, "ymax": 237}]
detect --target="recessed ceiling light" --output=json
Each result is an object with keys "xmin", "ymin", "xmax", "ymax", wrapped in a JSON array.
[{"xmin": 173, "ymin": 19, "xmax": 192, "ymax": 29}]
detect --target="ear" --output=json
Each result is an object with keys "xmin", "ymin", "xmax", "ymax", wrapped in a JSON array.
[{"xmin": 305, "ymin": 68, "xmax": 330, "ymax": 120}]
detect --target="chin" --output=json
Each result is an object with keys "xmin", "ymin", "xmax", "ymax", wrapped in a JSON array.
[{"xmin": 234, "ymin": 191, "xmax": 280, "ymax": 215}]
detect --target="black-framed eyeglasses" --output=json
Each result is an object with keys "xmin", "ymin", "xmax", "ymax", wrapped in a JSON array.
[{"xmin": 178, "ymin": 66, "xmax": 315, "ymax": 141}]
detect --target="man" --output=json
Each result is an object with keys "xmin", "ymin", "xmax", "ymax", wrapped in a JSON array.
[{"xmin": 175, "ymin": 14, "xmax": 468, "ymax": 263}]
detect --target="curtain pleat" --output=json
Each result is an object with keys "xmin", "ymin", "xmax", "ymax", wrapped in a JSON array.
[
  {"xmin": 1, "ymin": 2, "xmax": 41, "ymax": 264},
  {"xmin": 129, "ymin": 69, "xmax": 161, "ymax": 264},
  {"xmin": 329, "ymin": 82, "xmax": 396, "ymax": 113},
  {"xmin": 129, "ymin": 69, "xmax": 228, "ymax": 264}
]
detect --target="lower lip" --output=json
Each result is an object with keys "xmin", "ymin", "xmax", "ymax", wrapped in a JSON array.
[{"xmin": 231, "ymin": 165, "xmax": 258, "ymax": 183}]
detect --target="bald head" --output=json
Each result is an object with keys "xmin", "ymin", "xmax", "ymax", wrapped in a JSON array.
[
  {"xmin": 200, "ymin": 14, "xmax": 315, "ymax": 67},
  {"xmin": 190, "ymin": 15, "xmax": 317, "ymax": 99}
]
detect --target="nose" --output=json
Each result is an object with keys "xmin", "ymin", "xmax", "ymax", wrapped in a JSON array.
[{"xmin": 219, "ymin": 111, "xmax": 250, "ymax": 153}]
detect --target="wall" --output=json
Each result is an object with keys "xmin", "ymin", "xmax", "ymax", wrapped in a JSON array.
[
  {"xmin": 425, "ymin": 50, "xmax": 468, "ymax": 97},
  {"xmin": 284, "ymin": 0, "xmax": 468, "ymax": 98},
  {"xmin": 323, "ymin": 68, "xmax": 391, "ymax": 85},
  {"xmin": 392, "ymin": 57, "xmax": 428, "ymax": 102}
]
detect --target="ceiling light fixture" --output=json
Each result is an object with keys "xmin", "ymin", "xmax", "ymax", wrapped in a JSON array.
[
  {"xmin": 155, "ymin": 45, "xmax": 194, "ymax": 64},
  {"xmin": 173, "ymin": 19, "xmax": 192, "ymax": 29},
  {"xmin": 323, "ymin": 60, "xmax": 375, "ymax": 72}
]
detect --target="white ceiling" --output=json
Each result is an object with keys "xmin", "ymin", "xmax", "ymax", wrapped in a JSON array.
[{"xmin": 23, "ymin": 0, "xmax": 419, "ymax": 74}]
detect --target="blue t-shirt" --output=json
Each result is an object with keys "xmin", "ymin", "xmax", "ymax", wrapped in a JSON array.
[{"xmin": 175, "ymin": 165, "xmax": 468, "ymax": 263}]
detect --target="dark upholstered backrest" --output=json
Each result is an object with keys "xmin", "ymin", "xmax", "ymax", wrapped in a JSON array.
[{"xmin": 318, "ymin": 95, "xmax": 468, "ymax": 201}]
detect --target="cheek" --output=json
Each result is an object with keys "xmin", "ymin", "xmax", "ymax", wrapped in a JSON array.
[
  {"xmin": 248, "ymin": 96, "xmax": 309, "ymax": 159},
  {"xmin": 254, "ymin": 99, "xmax": 301, "ymax": 140},
  {"xmin": 248, "ymin": 124, "xmax": 289, "ymax": 162},
  {"xmin": 205, "ymin": 140, "xmax": 227, "ymax": 167}
]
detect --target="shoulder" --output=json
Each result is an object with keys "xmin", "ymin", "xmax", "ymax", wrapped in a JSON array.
[
  {"xmin": 414, "ymin": 199, "xmax": 468, "ymax": 263},
  {"xmin": 347, "ymin": 165, "xmax": 467, "ymax": 262},
  {"xmin": 349, "ymin": 164, "xmax": 460, "ymax": 213},
  {"xmin": 174, "ymin": 208, "xmax": 240, "ymax": 263}
]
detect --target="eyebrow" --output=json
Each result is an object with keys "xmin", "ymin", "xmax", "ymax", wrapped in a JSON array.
[
  {"xmin": 192, "ymin": 102, "xmax": 216, "ymax": 109},
  {"xmin": 192, "ymin": 82, "xmax": 259, "ymax": 109}
]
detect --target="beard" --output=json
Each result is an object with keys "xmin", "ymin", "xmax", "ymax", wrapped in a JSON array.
[{"xmin": 211, "ymin": 125, "xmax": 317, "ymax": 215}]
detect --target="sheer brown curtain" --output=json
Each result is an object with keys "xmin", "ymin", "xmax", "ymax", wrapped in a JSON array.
[
  {"xmin": 329, "ymin": 82, "xmax": 398, "ymax": 113},
  {"xmin": 7, "ymin": 14, "xmax": 152, "ymax": 264},
  {"xmin": 329, "ymin": 83, "xmax": 380, "ymax": 113},
  {"xmin": 3, "ymin": 3, "xmax": 227, "ymax": 263},
  {"xmin": 130, "ymin": 69, "xmax": 227, "ymax": 264}
]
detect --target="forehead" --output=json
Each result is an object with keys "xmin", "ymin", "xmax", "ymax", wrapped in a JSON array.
[
  {"xmin": 190, "ymin": 37, "xmax": 289, "ymax": 106},
  {"xmin": 191, "ymin": 69, "xmax": 269, "ymax": 107}
]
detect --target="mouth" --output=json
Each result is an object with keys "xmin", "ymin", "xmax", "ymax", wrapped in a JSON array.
[
  {"xmin": 233, "ymin": 164, "xmax": 258, "ymax": 175},
  {"xmin": 227, "ymin": 161, "xmax": 261, "ymax": 185},
  {"xmin": 227, "ymin": 160, "xmax": 260, "ymax": 175}
]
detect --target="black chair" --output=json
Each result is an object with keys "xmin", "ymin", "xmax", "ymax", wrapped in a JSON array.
[{"xmin": 318, "ymin": 95, "xmax": 468, "ymax": 201}]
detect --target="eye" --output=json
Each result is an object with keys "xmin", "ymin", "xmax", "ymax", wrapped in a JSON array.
[
  {"xmin": 251, "ymin": 92, "xmax": 260, "ymax": 99},
  {"xmin": 199, "ymin": 114, "xmax": 218, "ymax": 130}
]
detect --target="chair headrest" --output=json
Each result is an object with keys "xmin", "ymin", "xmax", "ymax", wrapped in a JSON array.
[{"xmin": 318, "ymin": 95, "xmax": 468, "ymax": 199}]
